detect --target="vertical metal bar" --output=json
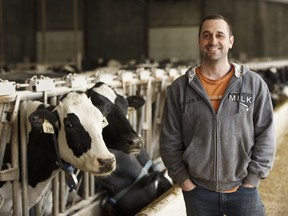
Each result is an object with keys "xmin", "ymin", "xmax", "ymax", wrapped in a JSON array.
[
  {"xmin": 83, "ymin": 172, "xmax": 89, "ymax": 199},
  {"xmin": 129, "ymin": 82, "xmax": 138, "ymax": 131},
  {"xmin": 59, "ymin": 171, "xmax": 66, "ymax": 213},
  {"xmin": 146, "ymin": 80, "xmax": 152, "ymax": 156},
  {"xmin": 131, "ymin": 83, "xmax": 138, "ymax": 131},
  {"xmin": 0, "ymin": 124, "xmax": 10, "ymax": 169},
  {"xmin": 34, "ymin": 199, "xmax": 43, "ymax": 216},
  {"xmin": 89, "ymin": 173, "xmax": 94, "ymax": 196},
  {"xmin": 49, "ymin": 96, "xmax": 58, "ymax": 106},
  {"xmin": 137, "ymin": 83, "xmax": 145, "ymax": 143},
  {"xmin": 140, "ymin": 80, "xmax": 152, "ymax": 156},
  {"xmin": 151, "ymin": 80, "xmax": 162, "ymax": 158},
  {"xmin": 52, "ymin": 175, "xmax": 59, "ymax": 216},
  {"xmin": 20, "ymin": 100, "xmax": 30, "ymax": 216},
  {"xmin": 43, "ymin": 91, "xmax": 48, "ymax": 105},
  {"xmin": 11, "ymin": 96, "xmax": 21, "ymax": 215}
]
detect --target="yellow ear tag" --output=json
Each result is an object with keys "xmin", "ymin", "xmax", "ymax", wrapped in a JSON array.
[{"xmin": 43, "ymin": 119, "xmax": 54, "ymax": 134}]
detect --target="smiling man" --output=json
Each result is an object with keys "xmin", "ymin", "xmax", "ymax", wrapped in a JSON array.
[{"xmin": 160, "ymin": 15, "xmax": 276, "ymax": 216}]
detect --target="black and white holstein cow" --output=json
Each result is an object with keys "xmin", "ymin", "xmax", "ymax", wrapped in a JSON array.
[
  {"xmin": 256, "ymin": 67, "xmax": 288, "ymax": 107},
  {"xmin": 0, "ymin": 91, "xmax": 116, "ymax": 215},
  {"xmin": 86, "ymin": 82, "xmax": 145, "ymax": 154},
  {"xmin": 78, "ymin": 83, "xmax": 172, "ymax": 215}
]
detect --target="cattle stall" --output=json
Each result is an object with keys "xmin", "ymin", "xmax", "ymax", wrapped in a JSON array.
[
  {"xmin": 0, "ymin": 68, "xmax": 179, "ymax": 215},
  {"xmin": 1, "ymin": 59, "xmax": 288, "ymax": 215},
  {"xmin": 0, "ymin": 85, "xmax": 98, "ymax": 216}
]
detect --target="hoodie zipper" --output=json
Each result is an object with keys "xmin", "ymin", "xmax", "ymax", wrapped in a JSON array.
[
  {"xmin": 187, "ymin": 79, "xmax": 218, "ymax": 190},
  {"xmin": 186, "ymin": 64, "xmax": 245, "ymax": 191},
  {"xmin": 215, "ymin": 78, "xmax": 241, "ymax": 191},
  {"xmin": 188, "ymin": 73, "xmax": 242, "ymax": 191}
]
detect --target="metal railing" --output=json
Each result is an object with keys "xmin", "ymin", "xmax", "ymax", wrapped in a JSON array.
[{"xmin": 0, "ymin": 66, "xmax": 180, "ymax": 215}]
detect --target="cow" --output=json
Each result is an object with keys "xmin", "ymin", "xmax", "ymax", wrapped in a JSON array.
[
  {"xmin": 93, "ymin": 148, "xmax": 173, "ymax": 216},
  {"xmin": 0, "ymin": 91, "xmax": 116, "ymax": 215},
  {"xmin": 86, "ymin": 82, "xmax": 145, "ymax": 154},
  {"xmin": 256, "ymin": 67, "xmax": 288, "ymax": 107},
  {"xmin": 84, "ymin": 83, "xmax": 173, "ymax": 215}
]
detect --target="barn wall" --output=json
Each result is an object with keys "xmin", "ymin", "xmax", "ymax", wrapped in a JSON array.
[
  {"xmin": 35, "ymin": 0, "xmax": 84, "ymax": 31},
  {"xmin": 203, "ymin": 0, "xmax": 288, "ymax": 60},
  {"xmin": 84, "ymin": 0, "xmax": 147, "ymax": 64},
  {"xmin": 1, "ymin": 0, "xmax": 288, "ymax": 66},
  {"xmin": 148, "ymin": 1, "xmax": 201, "ymax": 27},
  {"xmin": 147, "ymin": 1, "xmax": 201, "ymax": 62},
  {"xmin": 1, "ymin": 0, "xmax": 36, "ymax": 64},
  {"xmin": 34, "ymin": 0, "xmax": 84, "ymax": 64},
  {"xmin": 262, "ymin": 2, "xmax": 288, "ymax": 57}
]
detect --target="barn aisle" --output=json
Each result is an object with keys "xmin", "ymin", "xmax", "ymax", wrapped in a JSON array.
[
  {"xmin": 259, "ymin": 103, "xmax": 288, "ymax": 216},
  {"xmin": 260, "ymin": 133, "xmax": 288, "ymax": 216}
]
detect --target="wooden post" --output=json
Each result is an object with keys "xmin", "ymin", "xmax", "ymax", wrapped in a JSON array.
[
  {"xmin": 41, "ymin": 0, "xmax": 47, "ymax": 64},
  {"xmin": 0, "ymin": 0, "xmax": 4, "ymax": 65},
  {"xmin": 73, "ymin": 0, "xmax": 81, "ymax": 70}
]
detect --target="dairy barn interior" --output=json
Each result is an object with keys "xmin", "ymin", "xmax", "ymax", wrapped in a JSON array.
[{"xmin": 1, "ymin": 0, "xmax": 288, "ymax": 215}]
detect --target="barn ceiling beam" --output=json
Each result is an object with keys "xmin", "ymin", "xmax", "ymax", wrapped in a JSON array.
[{"xmin": 261, "ymin": 0, "xmax": 288, "ymax": 4}]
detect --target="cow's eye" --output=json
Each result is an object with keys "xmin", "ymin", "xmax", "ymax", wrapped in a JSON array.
[{"xmin": 64, "ymin": 119, "xmax": 73, "ymax": 128}]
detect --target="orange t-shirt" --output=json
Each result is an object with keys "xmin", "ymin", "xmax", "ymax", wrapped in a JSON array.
[{"xmin": 196, "ymin": 66, "xmax": 234, "ymax": 113}]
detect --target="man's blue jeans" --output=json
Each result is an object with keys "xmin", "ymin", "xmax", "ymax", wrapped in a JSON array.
[{"xmin": 182, "ymin": 185, "xmax": 265, "ymax": 216}]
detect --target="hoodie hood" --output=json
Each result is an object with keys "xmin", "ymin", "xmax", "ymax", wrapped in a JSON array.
[
  {"xmin": 186, "ymin": 62, "xmax": 247, "ymax": 82},
  {"xmin": 184, "ymin": 62, "xmax": 250, "ymax": 113}
]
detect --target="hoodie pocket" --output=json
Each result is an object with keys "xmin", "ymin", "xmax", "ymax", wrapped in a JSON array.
[
  {"xmin": 182, "ymin": 137, "xmax": 213, "ymax": 180},
  {"xmin": 218, "ymin": 134, "xmax": 251, "ymax": 181}
]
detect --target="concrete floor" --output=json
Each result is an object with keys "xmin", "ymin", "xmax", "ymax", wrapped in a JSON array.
[
  {"xmin": 260, "ymin": 133, "xmax": 288, "ymax": 215},
  {"xmin": 259, "ymin": 101, "xmax": 288, "ymax": 216}
]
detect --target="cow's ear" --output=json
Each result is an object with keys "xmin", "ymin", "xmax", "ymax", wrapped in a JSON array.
[
  {"xmin": 29, "ymin": 109, "xmax": 58, "ymax": 131},
  {"xmin": 126, "ymin": 96, "xmax": 145, "ymax": 110}
]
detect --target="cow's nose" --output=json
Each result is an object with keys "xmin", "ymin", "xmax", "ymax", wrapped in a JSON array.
[
  {"xmin": 98, "ymin": 157, "xmax": 115, "ymax": 173},
  {"xmin": 127, "ymin": 134, "xmax": 142, "ymax": 147}
]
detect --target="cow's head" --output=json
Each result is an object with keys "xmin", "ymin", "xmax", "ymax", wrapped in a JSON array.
[
  {"xmin": 28, "ymin": 92, "xmax": 116, "ymax": 179},
  {"xmin": 86, "ymin": 82, "xmax": 145, "ymax": 154}
]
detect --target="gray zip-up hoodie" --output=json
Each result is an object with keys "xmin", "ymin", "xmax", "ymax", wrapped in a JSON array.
[{"xmin": 160, "ymin": 63, "xmax": 276, "ymax": 192}]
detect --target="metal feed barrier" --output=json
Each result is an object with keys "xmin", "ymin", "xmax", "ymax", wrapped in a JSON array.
[{"xmin": 0, "ymin": 67, "xmax": 180, "ymax": 216}]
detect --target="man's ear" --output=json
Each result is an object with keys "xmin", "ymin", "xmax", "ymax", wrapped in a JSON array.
[{"xmin": 229, "ymin": 35, "xmax": 234, "ymax": 49}]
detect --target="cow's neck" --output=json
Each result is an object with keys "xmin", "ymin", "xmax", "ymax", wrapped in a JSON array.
[{"xmin": 51, "ymin": 132, "xmax": 78, "ymax": 189}]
